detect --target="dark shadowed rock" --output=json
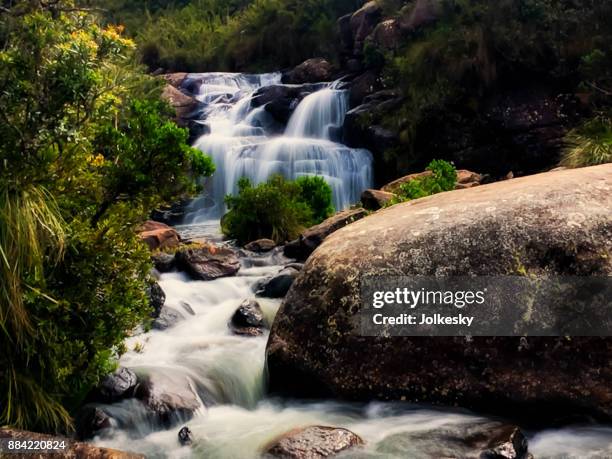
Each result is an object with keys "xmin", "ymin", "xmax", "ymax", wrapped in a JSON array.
[
  {"xmin": 91, "ymin": 367, "xmax": 138, "ymax": 404},
  {"xmin": 267, "ymin": 165, "xmax": 612, "ymax": 422},
  {"xmin": 75, "ymin": 405, "xmax": 113, "ymax": 440},
  {"xmin": 284, "ymin": 209, "xmax": 368, "ymax": 261},
  {"xmin": 230, "ymin": 299, "xmax": 265, "ymax": 336},
  {"xmin": 370, "ymin": 19, "xmax": 403, "ymax": 50},
  {"xmin": 152, "ymin": 306, "xmax": 185, "ymax": 330},
  {"xmin": 1, "ymin": 428, "xmax": 143, "ymax": 458},
  {"xmin": 283, "ymin": 58, "xmax": 334, "ymax": 84},
  {"xmin": 135, "ymin": 373, "xmax": 201, "ymax": 426},
  {"xmin": 255, "ymin": 267, "xmax": 300, "ymax": 299},
  {"xmin": 175, "ymin": 244, "xmax": 240, "ymax": 281},
  {"xmin": 244, "ymin": 238, "xmax": 277, "ymax": 253},
  {"xmin": 348, "ymin": 71, "xmax": 382, "ymax": 107},
  {"xmin": 360, "ymin": 189, "xmax": 395, "ymax": 210},
  {"xmin": 399, "ymin": 0, "xmax": 442, "ymax": 31},
  {"xmin": 151, "ymin": 198, "xmax": 191, "ymax": 226},
  {"xmin": 266, "ymin": 425, "xmax": 363, "ymax": 458},
  {"xmin": 152, "ymin": 252, "xmax": 176, "ymax": 273},
  {"xmin": 147, "ymin": 281, "xmax": 166, "ymax": 318},
  {"xmin": 350, "ymin": 1, "xmax": 382, "ymax": 55},
  {"xmin": 178, "ymin": 426, "xmax": 193, "ymax": 446}
]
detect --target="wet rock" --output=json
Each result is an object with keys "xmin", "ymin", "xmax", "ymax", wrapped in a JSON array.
[
  {"xmin": 1, "ymin": 428, "xmax": 143, "ymax": 458},
  {"xmin": 244, "ymin": 238, "xmax": 277, "ymax": 253},
  {"xmin": 161, "ymin": 72, "xmax": 188, "ymax": 89},
  {"xmin": 175, "ymin": 244, "xmax": 240, "ymax": 281},
  {"xmin": 283, "ymin": 209, "xmax": 368, "ymax": 262},
  {"xmin": 348, "ymin": 71, "xmax": 382, "ymax": 107},
  {"xmin": 230, "ymin": 299, "xmax": 265, "ymax": 336},
  {"xmin": 179, "ymin": 301, "xmax": 195, "ymax": 316},
  {"xmin": 75, "ymin": 405, "xmax": 113, "ymax": 440},
  {"xmin": 91, "ymin": 367, "xmax": 138, "ymax": 404},
  {"xmin": 161, "ymin": 85, "xmax": 200, "ymax": 126},
  {"xmin": 147, "ymin": 281, "xmax": 166, "ymax": 318},
  {"xmin": 360, "ymin": 189, "xmax": 395, "ymax": 210},
  {"xmin": 151, "ymin": 252, "xmax": 175, "ymax": 273},
  {"xmin": 152, "ymin": 306, "xmax": 185, "ymax": 330},
  {"xmin": 256, "ymin": 267, "xmax": 300, "ymax": 299},
  {"xmin": 283, "ymin": 58, "xmax": 334, "ymax": 84},
  {"xmin": 150, "ymin": 198, "xmax": 191, "ymax": 226},
  {"xmin": 267, "ymin": 165, "xmax": 612, "ymax": 422},
  {"xmin": 377, "ymin": 422, "xmax": 530, "ymax": 459},
  {"xmin": 137, "ymin": 221, "xmax": 181, "ymax": 251},
  {"xmin": 284, "ymin": 263, "xmax": 304, "ymax": 271},
  {"xmin": 266, "ymin": 425, "xmax": 364, "ymax": 458},
  {"xmin": 187, "ymin": 119, "xmax": 210, "ymax": 143},
  {"xmin": 135, "ymin": 373, "xmax": 201, "ymax": 426},
  {"xmin": 178, "ymin": 426, "xmax": 193, "ymax": 446}
]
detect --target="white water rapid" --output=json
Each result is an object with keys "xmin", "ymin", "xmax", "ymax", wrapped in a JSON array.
[{"xmin": 183, "ymin": 73, "xmax": 373, "ymax": 221}]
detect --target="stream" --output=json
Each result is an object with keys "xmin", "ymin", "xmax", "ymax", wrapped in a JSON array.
[{"xmin": 94, "ymin": 73, "xmax": 612, "ymax": 458}]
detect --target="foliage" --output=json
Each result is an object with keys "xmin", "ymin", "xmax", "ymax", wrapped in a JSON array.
[
  {"xmin": 84, "ymin": 0, "xmax": 360, "ymax": 71},
  {"xmin": 387, "ymin": 160, "xmax": 457, "ymax": 205},
  {"xmin": 561, "ymin": 116, "xmax": 612, "ymax": 168},
  {"xmin": 0, "ymin": 1, "xmax": 212, "ymax": 433},
  {"xmin": 222, "ymin": 175, "xmax": 334, "ymax": 244},
  {"xmin": 294, "ymin": 175, "xmax": 334, "ymax": 223}
]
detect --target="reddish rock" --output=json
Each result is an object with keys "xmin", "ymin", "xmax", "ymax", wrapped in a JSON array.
[
  {"xmin": 161, "ymin": 72, "xmax": 187, "ymax": 88},
  {"xmin": 161, "ymin": 85, "xmax": 199, "ymax": 124},
  {"xmin": 137, "ymin": 221, "xmax": 180, "ymax": 251},
  {"xmin": 266, "ymin": 426, "xmax": 363, "ymax": 458},
  {"xmin": 284, "ymin": 58, "xmax": 334, "ymax": 84},
  {"xmin": 174, "ymin": 244, "xmax": 240, "ymax": 281}
]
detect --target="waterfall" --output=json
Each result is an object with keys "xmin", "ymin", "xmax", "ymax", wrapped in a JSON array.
[{"xmin": 184, "ymin": 73, "xmax": 373, "ymax": 223}]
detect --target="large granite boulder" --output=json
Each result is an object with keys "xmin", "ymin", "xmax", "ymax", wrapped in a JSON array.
[
  {"xmin": 265, "ymin": 426, "xmax": 363, "ymax": 458},
  {"xmin": 267, "ymin": 165, "xmax": 612, "ymax": 422},
  {"xmin": 349, "ymin": 1, "xmax": 383, "ymax": 55},
  {"xmin": 283, "ymin": 58, "xmax": 335, "ymax": 84}
]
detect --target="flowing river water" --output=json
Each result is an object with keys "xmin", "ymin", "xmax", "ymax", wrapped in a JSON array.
[{"xmin": 95, "ymin": 73, "xmax": 612, "ymax": 458}]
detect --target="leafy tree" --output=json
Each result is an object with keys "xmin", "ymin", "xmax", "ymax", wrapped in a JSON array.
[
  {"xmin": 0, "ymin": 1, "xmax": 213, "ymax": 432},
  {"xmin": 222, "ymin": 174, "xmax": 334, "ymax": 244}
]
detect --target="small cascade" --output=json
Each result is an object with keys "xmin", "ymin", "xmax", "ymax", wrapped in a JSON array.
[{"xmin": 184, "ymin": 73, "xmax": 373, "ymax": 222}]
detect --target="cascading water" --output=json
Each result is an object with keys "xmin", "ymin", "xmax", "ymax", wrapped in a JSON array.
[{"xmin": 183, "ymin": 73, "xmax": 372, "ymax": 221}]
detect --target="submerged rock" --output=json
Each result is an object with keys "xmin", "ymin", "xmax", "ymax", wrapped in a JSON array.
[
  {"xmin": 91, "ymin": 367, "xmax": 138, "ymax": 404},
  {"xmin": 0, "ymin": 428, "xmax": 143, "ymax": 458},
  {"xmin": 75, "ymin": 405, "xmax": 113, "ymax": 440},
  {"xmin": 135, "ymin": 373, "xmax": 201, "ymax": 426},
  {"xmin": 267, "ymin": 165, "xmax": 612, "ymax": 422},
  {"xmin": 377, "ymin": 422, "xmax": 530, "ymax": 459},
  {"xmin": 152, "ymin": 306, "xmax": 185, "ymax": 330},
  {"xmin": 265, "ymin": 425, "xmax": 363, "ymax": 458},
  {"xmin": 179, "ymin": 300, "xmax": 196, "ymax": 316},
  {"xmin": 230, "ymin": 299, "xmax": 265, "ymax": 336},
  {"xmin": 255, "ymin": 267, "xmax": 300, "ymax": 299},
  {"xmin": 284, "ymin": 208, "xmax": 368, "ymax": 261},
  {"xmin": 175, "ymin": 244, "xmax": 240, "ymax": 281}
]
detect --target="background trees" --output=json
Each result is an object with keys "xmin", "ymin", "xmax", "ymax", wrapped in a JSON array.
[{"xmin": 0, "ymin": 1, "xmax": 213, "ymax": 432}]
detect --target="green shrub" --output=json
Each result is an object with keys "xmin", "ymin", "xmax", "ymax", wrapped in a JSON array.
[
  {"xmin": 387, "ymin": 159, "xmax": 457, "ymax": 205},
  {"xmin": 295, "ymin": 175, "xmax": 334, "ymax": 224},
  {"xmin": 561, "ymin": 116, "xmax": 612, "ymax": 168},
  {"xmin": 222, "ymin": 174, "xmax": 334, "ymax": 244}
]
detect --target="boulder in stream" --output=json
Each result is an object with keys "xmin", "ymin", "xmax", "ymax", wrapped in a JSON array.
[
  {"xmin": 244, "ymin": 238, "xmax": 277, "ymax": 253},
  {"xmin": 147, "ymin": 281, "xmax": 166, "ymax": 318},
  {"xmin": 75, "ymin": 405, "xmax": 113, "ymax": 440},
  {"xmin": 255, "ymin": 266, "xmax": 300, "ymax": 299},
  {"xmin": 230, "ymin": 299, "xmax": 265, "ymax": 336},
  {"xmin": 267, "ymin": 165, "xmax": 612, "ymax": 422},
  {"xmin": 90, "ymin": 367, "xmax": 138, "ymax": 404},
  {"xmin": 178, "ymin": 426, "xmax": 194, "ymax": 446},
  {"xmin": 175, "ymin": 244, "xmax": 241, "ymax": 281},
  {"xmin": 152, "ymin": 306, "xmax": 185, "ymax": 330},
  {"xmin": 265, "ymin": 425, "xmax": 364, "ymax": 458},
  {"xmin": 151, "ymin": 252, "xmax": 176, "ymax": 273}
]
